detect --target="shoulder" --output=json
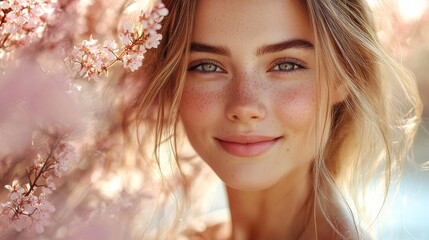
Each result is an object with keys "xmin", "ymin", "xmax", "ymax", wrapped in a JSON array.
[
  {"xmin": 298, "ymin": 214, "xmax": 375, "ymax": 240},
  {"xmin": 303, "ymin": 192, "xmax": 377, "ymax": 240},
  {"xmin": 314, "ymin": 222, "xmax": 375, "ymax": 240},
  {"xmin": 313, "ymin": 205, "xmax": 376, "ymax": 240}
]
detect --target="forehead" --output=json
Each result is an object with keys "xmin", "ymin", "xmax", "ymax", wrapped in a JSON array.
[{"xmin": 192, "ymin": 0, "xmax": 314, "ymax": 46}]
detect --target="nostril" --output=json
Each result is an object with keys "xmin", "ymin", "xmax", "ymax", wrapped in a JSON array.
[
  {"xmin": 227, "ymin": 109, "xmax": 265, "ymax": 123},
  {"xmin": 225, "ymin": 98, "xmax": 267, "ymax": 122}
]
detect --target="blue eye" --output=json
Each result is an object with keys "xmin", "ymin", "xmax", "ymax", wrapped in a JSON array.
[{"xmin": 188, "ymin": 61, "xmax": 225, "ymax": 73}]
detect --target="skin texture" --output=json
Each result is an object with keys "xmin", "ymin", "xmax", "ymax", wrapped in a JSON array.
[{"xmin": 179, "ymin": 0, "xmax": 338, "ymax": 239}]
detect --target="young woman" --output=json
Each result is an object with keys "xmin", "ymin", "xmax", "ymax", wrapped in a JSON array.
[{"xmin": 123, "ymin": 0, "xmax": 422, "ymax": 239}]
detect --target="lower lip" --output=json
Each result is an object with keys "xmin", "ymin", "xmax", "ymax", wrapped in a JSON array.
[{"xmin": 216, "ymin": 138, "xmax": 280, "ymax": 157}]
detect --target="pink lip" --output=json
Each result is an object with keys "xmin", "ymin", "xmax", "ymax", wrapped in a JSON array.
[{"xmin": 215, "ymin": 135, "xmax": 281, "ymax": 157}]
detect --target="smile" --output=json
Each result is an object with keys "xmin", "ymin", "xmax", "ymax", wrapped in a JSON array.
[{"xmin": 215, "ymin": 135, "xmax": 282, "ymax": 157}]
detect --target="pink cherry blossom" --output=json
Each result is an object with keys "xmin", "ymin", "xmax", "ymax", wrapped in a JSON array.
[
  {"xmin": 1, "ymin": 179, "xmax": 54, "ymax": 233},
  {"xmin": 69, "ymin": 38, "xmax": 103, "ymax": 79},
  {"xmin": 119, "ymin": 22, "xmax": 134, "ymax": 47},
  {"xmin": 139, "ymin": 1, "xmax": 169, "ymax": 35},
  {"xmin": 101, "ymin": 40, "xmax": 119, "ymax": 62},
  {"xmin": 1, "ymin": 134, "xmax": 76, "ymax": 233},
  {"xmin": 30, "ymin": 197, "xmax": 55, "ymax": 233},
  {"xmin": 53, "ymin": 141, "xmax": 76, "ymax": 177},
  {"xmin": 68, "ymin": 1, "xmax": 168, "ymax": 79},
  {"xmin": 0, "ymin": 0, "xmax": 59, "ymax": 55},
  {"xmin": 0, "ymin": 2, "xmax": 11, "ymax": 9},
  {"xmin": 144, "ymin": 33, "xmax": 162, "ymax": 49},
  {"xmin": 122, "ymin": 52, "xmax": 144, "ymax": 72},
  {"xmin": 1, "ymin": 1, "xmax": 170, "ymax": 236}
]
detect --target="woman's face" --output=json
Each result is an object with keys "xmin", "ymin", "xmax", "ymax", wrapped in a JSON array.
[{"xmin": 180, "ymin": 0, "xmax": 317, "ymax": 191}]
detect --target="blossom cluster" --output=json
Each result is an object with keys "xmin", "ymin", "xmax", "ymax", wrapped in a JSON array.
[
  {"xmin": 0, "ymin": 139, "xmax": 76, "ymax": 233},
  {"xmin": 0, "ymin": 0, "xmax": 58, "ymax": 56},
  {"xmin": 0, "ymin": 0, "xmax": 169, "ymax": 236},
  {"xmin": 68, "ymin": 1, "xmax": 168, "ymax": 80}
]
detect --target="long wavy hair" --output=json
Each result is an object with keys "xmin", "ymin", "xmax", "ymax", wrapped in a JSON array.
[{"xmin": 121, "ymin": 0, "xmax": 422, "ymax": 238}]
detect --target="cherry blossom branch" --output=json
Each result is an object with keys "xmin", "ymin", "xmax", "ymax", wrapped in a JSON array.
[
  {"xmin": 0, "ymin": 134, "xmax": 76, "ymax": 233},
  {"xmin": 25, "ymin": 142, "xmax": 56, "ymax": 196},
  {"xmin": 68, "ymin": 1, "xmax": 168, "ymax": 80},
  {"xmin": 0, "ymin": 33, "xmax": 10, "ymax": 49},
  {"xmin": 0, "ymin": 0, "xmax": 169, "ymax": 236}
]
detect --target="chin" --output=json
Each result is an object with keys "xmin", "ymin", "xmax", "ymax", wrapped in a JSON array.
[{"xmin": 218, "ymin": 172, "xmax": 282, "ymax": 192}]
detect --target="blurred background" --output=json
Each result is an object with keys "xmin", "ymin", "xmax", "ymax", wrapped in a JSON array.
[{"xmin": 375, "ymin": 0, "xmax": 429, "ymax": 239}]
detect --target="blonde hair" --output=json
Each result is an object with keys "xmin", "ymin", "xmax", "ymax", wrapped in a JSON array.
[
  {"xmin": 122, "ymin": 0, "xmax": 422, "ymax": 238},
  {"xmin": 306, "ymin": 0, "xmax": 421, "ymax": 235}
]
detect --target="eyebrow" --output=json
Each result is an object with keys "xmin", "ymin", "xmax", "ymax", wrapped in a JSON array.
[
  {"xmin": 190, "ymin": 42, "xmax": 231, "ymax": 56},
  {"xmin": 190, "ymin": 39, "xmax": 314, "ymax": 57},
  {"xmin": 256, "ymin": 39, "xmax": 314, "ymax": 56}
]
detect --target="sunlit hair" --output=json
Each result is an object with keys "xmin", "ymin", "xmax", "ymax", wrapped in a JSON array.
[
  {"xmin": 122, "ymin": 0, "xmax": 422, "ymax": 238},
  {"xmin": 305, "ymin": 0, "xmax": 422, "ymax": 237}
]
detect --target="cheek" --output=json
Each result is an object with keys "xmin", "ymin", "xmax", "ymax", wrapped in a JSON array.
[
  {"xmin": 179, "ymin": 84, "xmax": 223, "ymax": 126},
  {"xmin": 275, "ymin": 84, "xmax": 316, "ymax": 131}
]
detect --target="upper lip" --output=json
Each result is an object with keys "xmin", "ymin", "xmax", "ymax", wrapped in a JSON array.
[{"xmin": 216, "ymin": 135, "xmax": 282, "ymax": 144}]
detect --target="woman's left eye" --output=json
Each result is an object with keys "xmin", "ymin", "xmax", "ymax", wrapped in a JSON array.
[{"xmin": 270, "ymin": 60, "xmax": 305, "ymax": 72}]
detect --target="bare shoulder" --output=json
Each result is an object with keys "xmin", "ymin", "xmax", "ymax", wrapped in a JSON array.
[
  {"xmin": 296, "ymin": 194, "xmax": 377, "ymax": 240},
  {"xmin": 311, "ymin": 207, "xmax": 377, "ymax": 240},
  {"xmin": 299, "ymin": 216, "xmax": 375, "ymax": 240},
  {"xmin": 316, "ymin": 224, "xmax": 375, "ymax": 240}
]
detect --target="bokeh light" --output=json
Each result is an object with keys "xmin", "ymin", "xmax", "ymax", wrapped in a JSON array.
[{"xmin": 397, "ymin": 0, "xmax": 428, "ymax": 22}]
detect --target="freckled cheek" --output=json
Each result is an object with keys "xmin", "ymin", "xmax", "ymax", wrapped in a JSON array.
[
  {"xmin": 275, "ymin": 85, "xmax": 317, "ymax": 130},
  {"xmin": 179, "ymin": 85, "xmax": 224, "ymax": 123}
]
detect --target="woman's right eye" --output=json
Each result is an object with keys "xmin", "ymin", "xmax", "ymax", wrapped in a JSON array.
[{"xmin": 188, "ymin": 61, "xmax": 225, "ymax": 73}]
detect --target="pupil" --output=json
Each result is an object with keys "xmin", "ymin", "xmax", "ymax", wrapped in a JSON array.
[
  {"xmin": 280, "ymin": 63, "xmax": 292, "ymax": 70},
  {"xmin": 203, "ymin": 64, "xmax": 216, "ymax": 71}
]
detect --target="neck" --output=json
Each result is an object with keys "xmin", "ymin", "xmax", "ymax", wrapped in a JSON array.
[{"xmin": 226, "ymin": 163, "xmax": 314, "ymax": 240}]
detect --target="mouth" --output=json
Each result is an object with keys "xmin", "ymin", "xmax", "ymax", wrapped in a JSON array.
[{"xmin": 215, "ymin": 135, "xmax": 282, "ymax": 157}]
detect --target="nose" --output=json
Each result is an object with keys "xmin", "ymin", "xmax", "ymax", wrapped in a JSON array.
[{"xmin": 225, "ymin": 72, "xmax": 267, "ymax": 123}]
